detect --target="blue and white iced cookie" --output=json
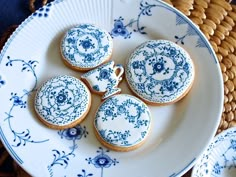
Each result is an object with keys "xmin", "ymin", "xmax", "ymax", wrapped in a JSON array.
[
  {"xmin": 60, "ymin": 24, "xmax": 113, "ymax": 71},
  {"xmin": 94, "ymin": 94, "xmax": 151, "ymax": 151},
  {"xmin": 126, "ymin": 40, "xmax": 195, "ymax": 105},
  {"xmin": 81, "ymin": 61, "xmax": 124, "ymax": 100},
  {"xmin": 34, "ymin": 75, "xmax": 91, "ymax": 129}
]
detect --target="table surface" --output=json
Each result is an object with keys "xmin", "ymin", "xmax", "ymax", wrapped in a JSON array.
[{"xmin": 0, "ymin": 0, "xmax": 235, "ymax": 177}]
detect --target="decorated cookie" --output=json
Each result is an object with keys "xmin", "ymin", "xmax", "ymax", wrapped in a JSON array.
[
  {"xmin": 94, "ymin": 94, "xmax": 152, "ymax": 151},
  {"xmin": 60, "ymin": 24, "xmax": 113, "ymax": 71},
  {"xmin": 81, "ymin": 61, "xmax": 124, "ymax": 100},
  {"xmin": 126, "ymin": 40, "xmax": 195, "ymax": 105},
  {"xmin": 34, "ymin": 75, "xmax": 91, "ymax": 129}
]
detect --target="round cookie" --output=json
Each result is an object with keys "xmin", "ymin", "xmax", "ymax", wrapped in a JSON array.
[
  {"xmin": 34, "ymin": 75, "xmax": 91, "ymax": 130},
  {"xmin": 126, "ymin": 39, "xmax": 195, "ymax": 105},
  {"xmin": 94, "ymin": 94, "xmax": 152, "ymax": 151},
  {"xmin": 60, "ymin": 24, "xmax": 113, "ymax": 71}
]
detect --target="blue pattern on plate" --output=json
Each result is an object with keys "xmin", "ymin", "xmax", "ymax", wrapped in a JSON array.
[
  {"xmin": 32, "ymin": 0, "xmax": 63, "ymax": 18},
  {"xmin": 0, "ymin": 75, "xmax": 6, "ymax": 88},
  {"xmin": 77, "ymin": 169, "xmax": 93, "ymax": 177},
  {"xmin": 110, "ymin": 17, "xmax": 132, "ymax": 39},
  {"xmin": 33, "ymin": 3, "xmax": 52, "ymax": 18},
  {"xmin": 175, "ymin": 15, "xmax": 198, "ymax": 45},
  {"xmin": 86, "ymin": 147, "xmax": 119, "ymax": 177},
  {"xmin": 48, "ymin": 125, "xmax": 88, "ymax": 176},
  {"xmin": 0, "ymin": 127, "xmax": 23, "ymax": 164},
  {"xmin": 110, "ymin": 1, "xmax": 157, "ymax": 38},
  {"xmin": 193, "ymin": 128, "xmax": 236, "ymax": 177},
  {"xmin": 3, "ymin": 56, "xmax": 49, "ymax": 147},
  {"xmin": 110, "ymin": 0, "xmax": 215, "ymax": 62},
  {"xmin": 211, "ymin": 139, "xmax": 236, "ymax": 175}
]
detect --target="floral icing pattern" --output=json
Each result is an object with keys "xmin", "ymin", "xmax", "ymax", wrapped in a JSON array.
[
  {"xmin": 61, "ymin": 24, "xmax": 113, "ymax": 70},
  {"xmin": 126, "ymin": 40, "xmax": 194, "ymax": 104},
  {"xmin": 34, "ymin": 75, "xmax": 91, "ymax": 127},
  {"xmin": 94, "ymin": 94, "xmax": 151, "ymax": 148},
  {"xmin": 81, "ymin": 61, "xmax": 124, "ymax": 100}
]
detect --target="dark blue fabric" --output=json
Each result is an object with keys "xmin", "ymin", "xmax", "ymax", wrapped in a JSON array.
[
  {"xmin": 0, "ymin": 0, "xmax": 53, "ymax": 37},
  {"xmin": 0, "ymin": 0, "xmax": 31, "ymax": 37}
]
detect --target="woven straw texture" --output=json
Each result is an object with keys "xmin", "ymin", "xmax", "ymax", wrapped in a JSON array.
[{"xmin": 0, "ymin": 0, "xmax": 236, "ymax": 176}]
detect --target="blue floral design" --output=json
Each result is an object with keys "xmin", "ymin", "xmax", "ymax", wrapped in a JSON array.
[
  {"xmin": 61, "ymin": 24, "xmax": 112, "ymax": 69},
  {"xmin": 174, "ymin": 34, "xmax": 188, "ymax": 45},
  {"xmin": 111, "ymin": 1, "xmax": 158, "ymax": 39},
  {"xmin": 84, "ymin": 54, "xmax": 95, "ymax": 63},
  {"xmin": 95, "ymin": 95, "xmax": 151, "ymax": 148},
  {"xmin": 4, "ymin": 56, "xmax": 49, "ymax": 147},
  {"xmin": 79, "ymin": 36, "xmax": 95, "ymax": 51},
  {"xmin": 149, "ymin": 57, "xmax": 168, "ymax": 74},
  {"xmin": 0, "ymin": 75, "xmax": 6, "ymax": 87},
  {"xmin": 100, "ymin": 130, "xmax": 131, "ymax": 145},
  {"xmin": 48, "ymin": 125, "xmax": 88, "ymax": 175},
  {"xmin": 212, "ymin": 162, "xmax": 223, "ymax": 175},
  {"xmin": 153, "ymin": 61, "xmax": 164, "ymax": 73},
  {"xmin": 77, "ymin": 169, "xmax": 93, "ymax": 177},
  {"xmin": 35, "ymin": 76, "xmax": 90, "ymax": 126},
  {"xmin": 33, "ymin": 3, "xmax": 52, "ymax": 18},
  {"xmin": 230, "ymin": 139, "xmax": 236, "ymax": 151},
  {"xmin": 195, "ymin": 129, "xmax": 236, "ymax": 176},
  {"xmin": 10, "ymin": 92, "xmax": 27, "ymax": 108},
  {"xmin": 132, "ymin": 61, "xmax": 140, "ymax": 69},
  {"xmin": 50, "ymin": 89, "xmax": 72, "ymax": 105},
  {"xmin": 126, "ymin": 40, "xmax": 194, "ymax": 103},
  {"xmin": 59, "ymin": 125, "xmax": 88, "ymax": 141},
  {"xmin": 98, "ymin": 69, "xmax": 111, "ymax": 80},
  {"xmin": 110, "ymin": 0, "xmax": 211, "ymax": 59},
  {"xmin": 86, "ymin": 147, "xmax": 119, "ymax": 177},
  {"xmin": 110, "ymin": 17, "xmax": 132, "ymax": 39}
]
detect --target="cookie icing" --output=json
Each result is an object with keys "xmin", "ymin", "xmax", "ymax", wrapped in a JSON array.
[
  {"xmin": 61, "ymin": 24, "xmax": 113, "ymax": 70},
  {"xmin": 94, "ymin": 94, "xmax": 151, "ymax": 148},
  {"xmin": 126, "ymin": 40, "xmax": 194, "ymax": 104},
  {"xmin": 35, "ymin": 75, "xmax": 91, "ymax": 127},
  {"xmin": 81, "ymin": 61, "xmax": 124, "ymax": 100}
]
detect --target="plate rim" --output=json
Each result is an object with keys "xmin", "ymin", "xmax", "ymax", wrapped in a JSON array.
[{"xmin": 191, "ymin": 127, "xmax": 236, "ymax": 177}]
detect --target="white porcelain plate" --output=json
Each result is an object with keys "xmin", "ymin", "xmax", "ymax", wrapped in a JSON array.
[
  {"xmin": 0, "ymin": 0, "xmax": 223, "ymax": 176},
  {"xmin": 192, "ymin": 127, "xmax": 236, "ymax": 177}
]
